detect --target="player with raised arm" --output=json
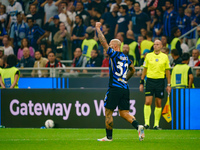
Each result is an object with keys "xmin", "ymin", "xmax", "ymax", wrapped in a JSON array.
[{"xmin": 96, "ymin": 22, "xmax": 145, "ymax": 142}]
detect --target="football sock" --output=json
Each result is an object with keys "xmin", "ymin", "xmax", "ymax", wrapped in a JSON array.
[
  {"xmin": 154, "ymin": 107, "xmax": 162, "ymax": 127},
  {"xmin": 106, "ymin": 129, "xmax": 113, "ymax": 139},
  {"xmin": 132, "ymin": 120, "xmax": 139, "ymax": 130},
  {"xmin": 144, "ymin": 105, "xmax": 151, "ymax": 126}
]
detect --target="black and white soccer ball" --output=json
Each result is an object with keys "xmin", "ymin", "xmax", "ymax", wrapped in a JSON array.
[{"xmin": 45, "ymin": 119, "xmax": 55, "ymax": 128}]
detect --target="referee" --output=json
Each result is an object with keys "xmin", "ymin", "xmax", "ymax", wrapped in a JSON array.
[{"xmin": 139, "ymin": 40, "xmax": 171, "ymax": 130}]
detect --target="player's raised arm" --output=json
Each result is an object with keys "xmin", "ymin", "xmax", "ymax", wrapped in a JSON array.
[{"xmin": 96, "ymin": 22, "xmax": 109, "ymax": 51}]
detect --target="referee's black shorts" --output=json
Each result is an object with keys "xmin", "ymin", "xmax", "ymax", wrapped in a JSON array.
[
  {"xmin": 145, "ymin": 78, "xmax": 165, "ymax": 99},
  {"xmin": 104, "ymin": 87, "xmax": 129, "ymax": 110}
]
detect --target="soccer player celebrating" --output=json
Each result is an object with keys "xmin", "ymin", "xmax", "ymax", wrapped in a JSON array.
[
  {"xmin": 96, "ymin": 22, "xmax": 145, "ymax": 142},
  {"xmin": 139, "ymin": 40, "xmax": 171, "ymax": 130}
]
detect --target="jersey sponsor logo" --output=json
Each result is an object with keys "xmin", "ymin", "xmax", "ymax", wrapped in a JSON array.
[{"xmin": 119, "ymin": 56, "xmax": 128, "ymax": 61}]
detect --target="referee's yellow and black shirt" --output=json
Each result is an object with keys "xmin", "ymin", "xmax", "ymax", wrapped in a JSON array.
[{"xmin": 143, "ymin": 51, "xmax": 171, "ymax": 79}]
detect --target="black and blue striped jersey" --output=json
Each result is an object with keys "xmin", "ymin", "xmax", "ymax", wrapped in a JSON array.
[{"xmin": 107, "ymin": 47, "xmax": 132, "ymax": 89}]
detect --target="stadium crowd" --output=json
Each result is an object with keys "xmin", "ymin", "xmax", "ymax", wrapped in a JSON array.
[{"xmin": 0, "ymin": 0, "xmax": 200, "ymax": 77}]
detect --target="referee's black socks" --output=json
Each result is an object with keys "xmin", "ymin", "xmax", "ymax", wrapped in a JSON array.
[
  {"xmin": 132, "ymin": 120, "xmax": 139, "ymax": 130},
  {"xmin": 106, "ymin": 129, "xmax": 113, "ymax": 139}
]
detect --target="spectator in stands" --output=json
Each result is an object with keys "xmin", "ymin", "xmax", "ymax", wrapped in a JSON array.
[
  {"xmin": 19, "ymin": 47, "xmax": 35, "ymax": 68},
  {"xmin": 180, "ymin": 38, "xmax": 189, "ymax": 53},
  {"xmin": 163, "ymin": 0, "xmax": 177, "ymax": 37},
  {"xmin": 196, "ymin": 26, "xmax": 200, "ymax": 50},
  {"xmin": 176, "ymin": 7, "xmax": 191, "ymax": 36},
  {"xmin": 189, "ymin": 49, "xmax": 199, "ymax": 67},
  {"xmin": 59, "ymin": 2, "xmax": 73, "ymax": 34},
  {"xmin": 3, "ymin": 36, "xmax": 14, "ymax": 56},
  {"xmin": 38, "ymin": 41, "xmax": 47, "ymax": 57},
  {"xmin": 100, "ymin": 49, "xmax": 109, "ymax": 77},
  {"xmin": 70, "ymin": 47, "xmax": 87, "ymax": 73},
  {"xmin": 171, "ymin": 49, "xmax": 182, "ymax": 67},
  {"xmin": 102, "ymin": 24, "xmax": 112, "ymax": 44},
  {"xmin": 122, "ymin": 44, "xmax": 134, "ymax": 62},
  {"xmin": 7, "ymin": 0, "xmax": 24, "ymax": 29},
  {"xmin": 100, "ymin": 3, "xmax": 119, "ymax": 38},
  {"xmin": 143, "ymin": 0, "xmax": 159, "ymax": 17},
  {"xmin": 174, "ymin": 0, "xmax": 187, "ymax": 12},
  {"xmin": 129, "ymin": 2, "xmax": 150, "ymax": 41},
  {"xmin": 0, "ymin": 22, "xmax": 7, "ymax": 46},
  {"xmin": 124, "ymin": 30, "xmax": 140, "ymax": 66},
  {"xmin": 161, "ymin": 35, "xmax": 169, "ymax": 49},
  {"xmin": 0, "ymin": 54, "xmax": 19, "ymax": 88},
  {"xmin": 125, "ymin": 0, "xmax": 135, "ymax": 16},
  {"xmin": 0, "ymin": 4, "xmax": 7, "ymax": 28},
  {"xmin": 189, "ymin": 4, "xmax": 200, "ymax": 48},
  {"xmin": 140, "ymin": 28, "xmax": 147, "ymax": 38},
  {"xmin": 44, "ymin": 15, "xmax": 60, "ymax": 50},
  {"xmin": 31, "ymin": 50, "xmax": 48, "ymax": 77},
  {"xmin": 137, "ymin": 35, "xmax": 144, "ymax": 51},
  {"xmin": 115, "ymin": 4, "xmax": 130, "ymax": 37},
  {"xmin": 75, "ymin": 1, "xmax": 90, "ymax": 26},
  {"xmin": 26, "ymin": 16, "xmax": 46, "ymax": 50},
  {"xmin": 161, "ymin": 47, "xmax": 173, "ymax": 65},
  {"xmin": 45, "ymin": 51, "xmax": 62, "ymax": 68},
  {"xmin": 54, "ymin": 22, "xmax": 71, "ymax": 60},
  {"xmin": 116, "ymin": 32, "xmax": 125, "ymax": 51},
  {"xmin": 44, "ymin": 0, "xmax": 58, "ymax": 24},
  {"xmin": 82, "ymin": 26, "xmax": 98, "ymax": 60},
  {"xmin": 29, "ymin": 4, "xmax": 42, "ymax": 27},
  {"xmin": 88, "ymin": 0, "xmax": 106, "ymax": 15},
  {"xmin": 170, "ymin": 27, "xmax": 182, "ymax": 56},
  {"xmin": 140, "ymin": 31, "xmax": 154, "ymax": 58},
  {"xmin": 84, "ymin": 49, "xmax": 102, "ymax": 73},
  {"xmin": 10, "ymin": 12, "xmax": 29, "ymax": 55},
  {"xmin": 0, "ymin": 47, "xmax": 4, "ymax": 59},
  {"xmin": 71, "ymin": 14, "xmax": 86, "ymax": 55},
  {"xmin": 45, "ymin": 47, "xmax": 53, "ymax": 58},
  {"xmin": 138, "ymin": 49, "xmax": 150, "ymax": 67},
  {"xmin": 91, "ymin": 8, "xmax": 102, "ymax": 21},
  {"xmin": 17, "ymin": 38, "xmax": 35, "ymax": 60},
  {"xmin": 90, "ymin": 17, "xmax": 98, "ymax": 27},
  {"xmin": 150, "ymin": 7, "xmax": 163, "ymax": 39}
]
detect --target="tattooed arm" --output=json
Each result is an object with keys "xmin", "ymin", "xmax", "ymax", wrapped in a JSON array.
[{"xmin": 96, "ymin": 22, "xmax": 109, "ymax": 51}]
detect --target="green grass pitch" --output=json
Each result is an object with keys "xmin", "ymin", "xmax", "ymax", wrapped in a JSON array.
[{"xmin": 0, "ymin": 128, "xmax": 200, "ymax": 150}]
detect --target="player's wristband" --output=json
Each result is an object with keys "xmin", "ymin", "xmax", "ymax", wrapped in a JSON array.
[
  {"xmin": 167, "ymin": 84, "xmax": 171, "ymax": 86},
  {"xmin": 140, "ymin": 80, "xmax": 144, "ymax": 85}
]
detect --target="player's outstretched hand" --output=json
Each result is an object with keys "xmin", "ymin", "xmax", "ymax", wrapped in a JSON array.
[{"xmin": 96, "ymin": 22, "xmax": 102, "ymax": 29}]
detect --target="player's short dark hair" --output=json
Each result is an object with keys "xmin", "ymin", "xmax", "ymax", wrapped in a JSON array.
[
  {"xmin": 171, "ymin": 49, "xmax": 179, "ymax": 56},
  {"xmin": 147, "ymin": 31, "xmax": 153, "ymax": 38},
  {"xmin": 181, "ymin": 53, "xmax": 190, "ymax": 61},
  {"xmin": 7, "ymin": 54, "xmax": 18, "ymax": 67}
]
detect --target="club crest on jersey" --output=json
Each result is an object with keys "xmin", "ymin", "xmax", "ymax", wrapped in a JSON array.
[{"xmin": 155, "ymin": 58, "xmax": 159, "ymax": 62}]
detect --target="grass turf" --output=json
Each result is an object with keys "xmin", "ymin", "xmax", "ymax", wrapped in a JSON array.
[{"xmin": 0, "ymin": 128, "xmax": 199, "ymax": 150}]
